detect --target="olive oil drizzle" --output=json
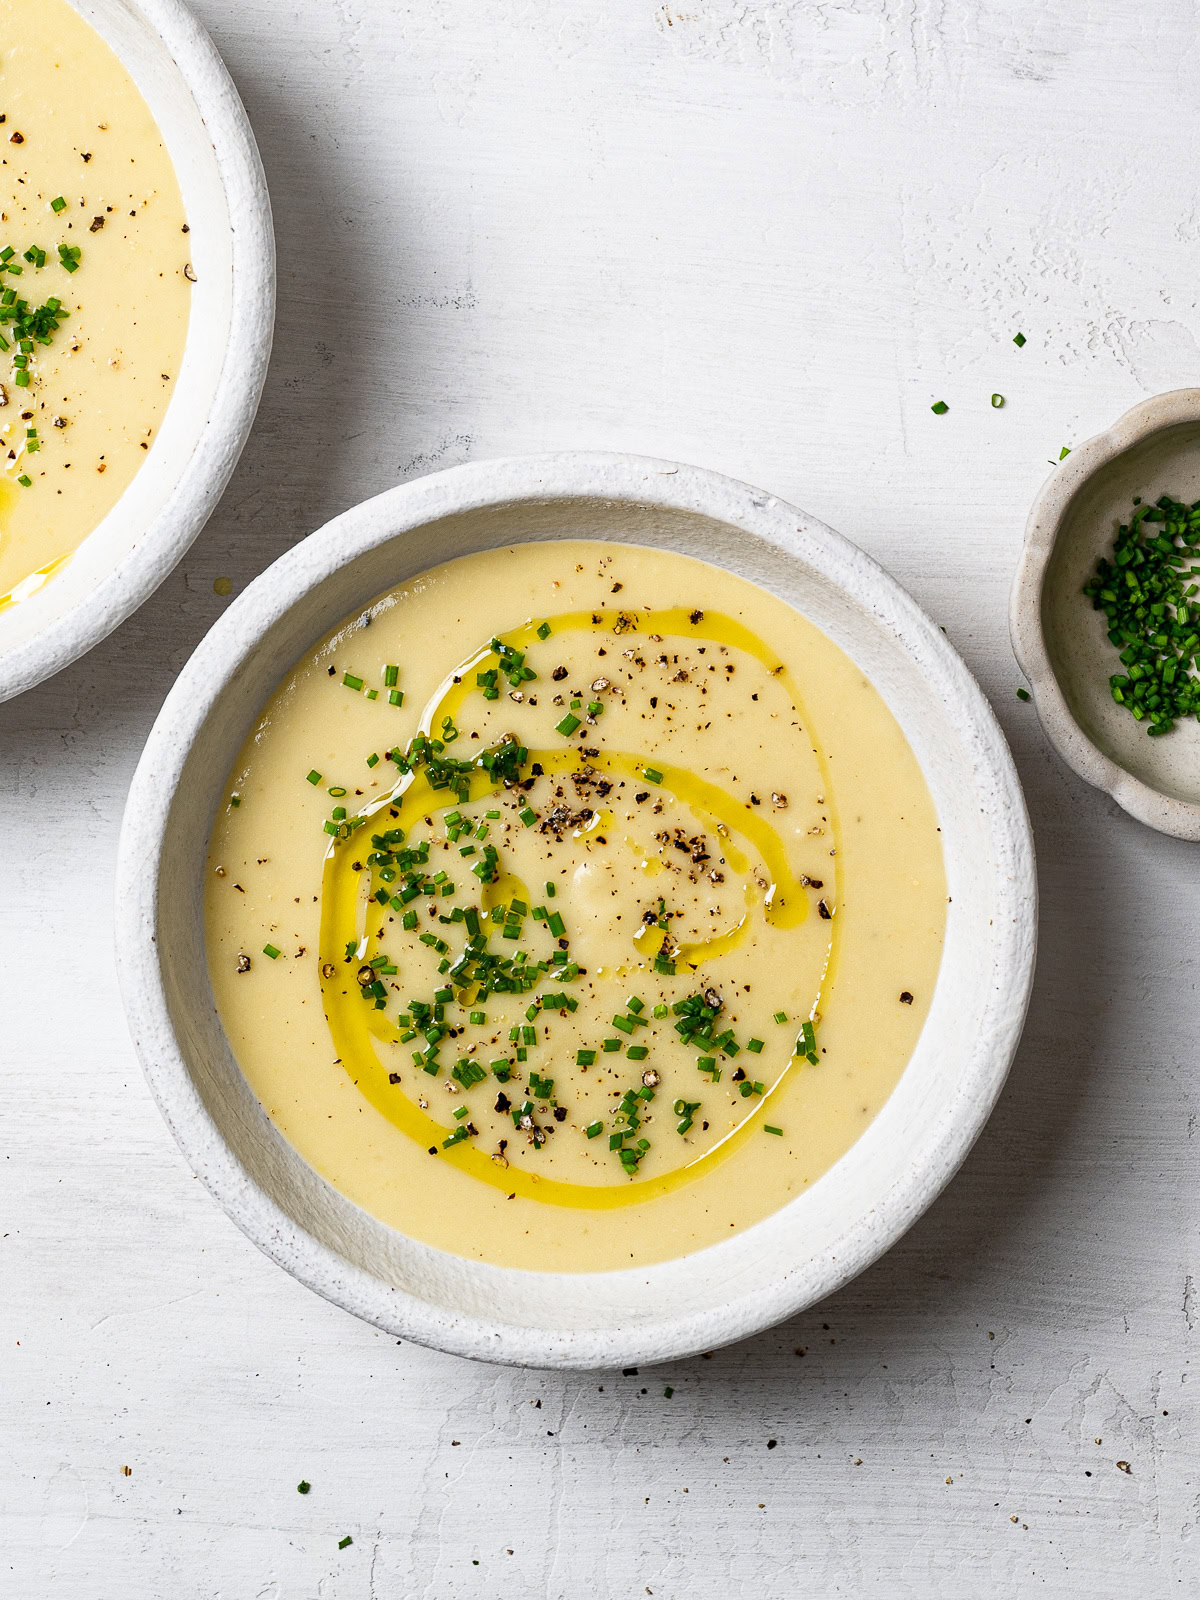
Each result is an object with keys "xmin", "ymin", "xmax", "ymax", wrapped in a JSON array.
[
  {"xmin": 0, "ymin": 550, "xmax": 68, "ymax": 610},
  {"xmin": 318, "ymin": 606, "xmax": 843, "ymax": 1209}
]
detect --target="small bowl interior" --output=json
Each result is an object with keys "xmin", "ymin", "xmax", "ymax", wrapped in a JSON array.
[
  {"xmin": 139, "ymin": 480, "xmax": 1032, "ymax": 1364},
  {"xmin": 1042, "ymin": 419, "xmax": 1200, "ymax": 807}
]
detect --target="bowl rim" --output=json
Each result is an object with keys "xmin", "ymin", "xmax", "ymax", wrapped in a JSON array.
[
  {"xmin": 116, "ymin": 451, "xmax": 1037, "ymax": 1368},
  {"xmin": 1010, "ymin": 386, "xmax": 1200, "ymax": 840},
  {"xmin": 0, "ymin": 0, "xmax": 275, "ymax": 703}
]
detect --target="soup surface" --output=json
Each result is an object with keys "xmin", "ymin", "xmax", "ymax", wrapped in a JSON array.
[
  {"xmin": 206, "ymin": 542, "xmax": 947, "ymax": 1271},
  {"xmin": 0, "ymin": 0, "xmax": 190, "ymax": 609}
]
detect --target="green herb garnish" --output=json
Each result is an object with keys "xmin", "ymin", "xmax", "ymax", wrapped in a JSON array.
[{"xmin": 1084, "ymin": 494, "xmax": 1200, "ymax": 735}]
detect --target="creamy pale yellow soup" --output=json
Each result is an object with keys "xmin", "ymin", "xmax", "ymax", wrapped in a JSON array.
[
  {"xmin": 0, "ymin": 0, "xmax": 191, "ymax": 609},
  {"xmin": 206, "ymin": 543, "xmax": 946, "ymax": 1272}
]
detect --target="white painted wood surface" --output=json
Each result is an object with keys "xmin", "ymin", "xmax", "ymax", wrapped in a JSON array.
[{"xmin": 4, "ymin": 2, "xmax": 1197, "ymax": 1592}]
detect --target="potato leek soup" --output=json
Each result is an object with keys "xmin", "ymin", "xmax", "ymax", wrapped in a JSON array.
[
  {"xmin": 0, "ymin": 0, "xmax": 191, "ymax": 609},
  {"xmin": 206, "ymin": 543, "xmax": 946, "ymax": 1272}
]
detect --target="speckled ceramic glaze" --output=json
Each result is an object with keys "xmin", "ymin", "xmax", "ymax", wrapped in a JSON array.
[
  {"xmin": 0, "ymin": 0, "xmax": 275, "ymax": 702},
  {"xmin": 1011, "ymin": 388, "xmax": 1200, "ymax": 839},
  {"xmin": 115, "ymin": 454, "xmax": 1037, "ymax": 1370}
]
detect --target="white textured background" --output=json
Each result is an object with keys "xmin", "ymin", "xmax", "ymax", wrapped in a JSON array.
[{"xmin": 5, "ymin": 2, "xmax": 1199, "ymax": 1594}]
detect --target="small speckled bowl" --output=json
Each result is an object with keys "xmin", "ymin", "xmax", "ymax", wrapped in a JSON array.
[
  {"xmin": 1011, "ymin": 389, "xmax": 1200, "ymax": 838},
  {"xmin": 0, "ymin": 0, "xmax": 274, "ymax": 703},
  {"xmin": 115, "ymin": 453, "xmax": 1036, "ymax": 1370}
]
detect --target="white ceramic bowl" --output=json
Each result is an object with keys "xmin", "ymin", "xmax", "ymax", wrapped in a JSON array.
[
  {"xmin": 116, "ymin": 454, "xmax": 1036, "ymax": 1369},
  {"xmin": 0, "ymin": 0, "xmax": 274, "ymax": 702},
  {"xmin": 1012, "ymin": 389, "xmax": 1200, "ymax": 839}
]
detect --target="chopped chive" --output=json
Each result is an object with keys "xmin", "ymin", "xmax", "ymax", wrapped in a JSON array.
[
  {"xmin": 1082, "ymin": 490, "xmax": 1200, "ymax": 737},
  {"xmin": 388, "ymin": 689, "xmax": 404, "ymax": 707},
  {"xmin": 642, "ymin": 767, "xmax": 664, "ymax": 784},
  {"xmin": 545, "ymin": 881, "xmax": 556, "ymax": 897},
  {"xmin": 338, "ymin": 1536, "xmax": 353, "ymax": 1549},
  {"xmin": 305, "ymin": 769, "xmax": 322, "ymax": 785},
  {"xmin": 384, "ymin": 665, "xmax": 399, "ymax": 687},
  {"xmin": 51, "ymin": 196, "xmax": 67, "ymax": 213},
  {"xmin": 747, "ymin": 1038, "xmax": 764, "ymax": 1053},
  {"xmin": 16, "ymin": 474, "xmax": 31, "ymax": 487},
  {"xmin": 991, "ymin": 393, "xmax": 1005, "ymax": 408},
  {"xmin": 297, "ymin": 1481, "xmax": 310, "ymax": 1494},
  {"xmin": 1013, "ymin": 331, "xmax": 1026, "ymax": 347},
  {"xmin": 1016, "ymin": 687, "xmax": 1031, "ymax": 702},
  {"xmin": 764, "ymin": 1125, "xmax": 784, "ymax": 1136},
  {"xmin": 536, "ymin": 622, "xmax": 551, "ymax": 640},
  {"xmin": 773, "ymin": 1011, "xmax": 788, "ymax": 1024},
  {"xmin": 263, "ymin": 944, "xmax": 280, "ymax": 959},
  {"xmin": 343, "ymin": 673, "xmax": 363, "ymax": 690},
  {"xmin": 931, "ymin": 400, "xmax": 949, "ymax": 415},
  {"xmin": 556, "ymin": 714, "xmax": 581, "ymax": 737},
  {"xmin": 328, "ymin": 786, "xmax": 347, "ymax": 797},
  {"xmin": 585, "ymin": 1120, "xmax": 603, "ymax": 1138},
  {"xmin": 519, "ymin": 806, "xmax": 536, "ymax": 826}
]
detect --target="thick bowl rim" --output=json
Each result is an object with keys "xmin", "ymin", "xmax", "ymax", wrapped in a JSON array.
[
  {"xmin": 116, "ymin": 451, "xmax": 1036, "ymax": 1368},
  {"xmin": 1010, "ymin": 387, "xmax": 1200, "ymax": 840},
  {"xmin": 0, "ymin": 0, "xmax": 275, "ymax": 702}
]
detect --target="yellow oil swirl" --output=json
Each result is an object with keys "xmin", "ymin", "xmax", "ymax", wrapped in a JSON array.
[
  {"xmin": 0, "ymin": 551, "xmax": 69, "ymax": 611},
  {"xmin": 318, "ymin": 606, "xmax": 842, "ymax": 1209}
]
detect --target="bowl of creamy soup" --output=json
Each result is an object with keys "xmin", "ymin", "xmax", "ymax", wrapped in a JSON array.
[
  {"xmin": 116, "ymin": 454, "xmax": 1036, "ymax": 1368},
  {"xmin": 0, "ymin": 0, "xmax": 273, "ymax": 700}
]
